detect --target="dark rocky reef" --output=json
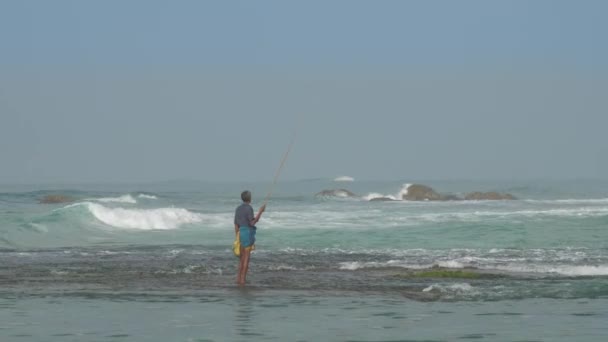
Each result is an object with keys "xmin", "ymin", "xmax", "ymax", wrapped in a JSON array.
[
  {"xmin": 315, "ymin": 184, "xmax": 516, "ymax": 202},
  {"xmin": 402, "ymin": 184, "xmax": 515, "ymax": 201},
  {"xmin": 39, "ymin": 195, "xmax": 74, "ymax": 204}
]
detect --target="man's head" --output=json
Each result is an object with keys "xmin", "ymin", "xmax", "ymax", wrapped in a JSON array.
[{"xmin": 241, "ymin": 190, "xmax": 252, "ymax": 203}]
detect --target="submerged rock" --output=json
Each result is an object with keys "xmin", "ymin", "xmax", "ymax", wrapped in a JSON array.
[
  {"xmin": 369, "ymin": 197, "xmax": 396, "ymax": 202},
  {"xmin": 464, "ymin": 192, "xmax": 516, "ymax": 200},
  {"xmin": 315, "ymin": 189, "xmax": 357, "ymax": 198},
  {"xmin": 39, "ymin": 195, "xmax": 74, "ymax": 204}
]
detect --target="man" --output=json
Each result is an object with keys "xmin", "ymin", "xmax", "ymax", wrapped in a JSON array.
[{"xmin": 234, "ymin": 190, "xmax": 266, "ymax": 285}]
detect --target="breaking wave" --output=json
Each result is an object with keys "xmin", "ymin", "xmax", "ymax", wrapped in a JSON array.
[
  {"xmin": 339, "ymin": 260, "xmax": 608, "ymax": 276},
  {"xmin": 84, "ymin": 203, "xmax": 203, "ymax": 230},
  {"xmin": 55, "ymin": 202, "xmax": 203, "ymax": 230},
  {"xmin": 334, "ymin": 176, "xmax": 355, "ymax": 182},
  {"xmin": 423, "ymin": 283, "xmax": 476, "ymax": 294},
  {"xmin": 492, "ymin": 264, "xmax": 608, "ymax": 276},
  {"xmin": 363, "ymin": 183, "xmax": 411, "ymax": 201},
  {"xmin": 137, "ymin": 194, "xmax": 158, "ymax": 200},
  {"xmin": 91, "ymin": 194, "xmax": 137, "ymax": 204}
]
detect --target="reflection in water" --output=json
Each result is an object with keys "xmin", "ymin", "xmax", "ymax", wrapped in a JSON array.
[{"xmin": 233, "ymin": 289, "xmax": 264, "ymax": 339}]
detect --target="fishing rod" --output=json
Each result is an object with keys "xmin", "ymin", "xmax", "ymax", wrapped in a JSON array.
[{"xmin": 262, "ymin": 130, "xmax": 297, "ymax": 206}]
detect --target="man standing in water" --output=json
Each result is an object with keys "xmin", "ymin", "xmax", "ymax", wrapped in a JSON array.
[{"xmin": 234, "ymin": 190, "xmax": 266, "ymax": 285}]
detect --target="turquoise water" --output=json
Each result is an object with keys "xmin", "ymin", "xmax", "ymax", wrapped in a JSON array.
[{"xmin": 1, "ymin": 180, "xmax": 608, "ymax": 341}]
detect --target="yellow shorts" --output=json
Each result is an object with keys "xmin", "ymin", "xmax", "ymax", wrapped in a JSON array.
[{"xmin": 233, "ymin": 232, "xmax": 255, "ymax": 257}]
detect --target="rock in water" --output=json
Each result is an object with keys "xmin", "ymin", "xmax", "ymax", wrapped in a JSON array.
[
  {"xmin": 464, "ymin": 192, "xmax": 516, "ymax": 200},
  {"xmin": 315, "ymin": 189, "xmax": 357, "ymax": 198},
  {"xmin": 402, "ymin": 184, "xmax": 442, "ymax": 201},
  {"xmin": 439, "ymin": 194, "xmax": 463, "ymax": 201},
  {"xmin": 39, "ymin": 195, "xmax": 74, "ymax": 204}
]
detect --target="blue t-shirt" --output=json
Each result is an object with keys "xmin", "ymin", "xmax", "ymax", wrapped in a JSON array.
[{"xmin": 234, "ymin": 203, "xmax": 256, "ymax": 228}]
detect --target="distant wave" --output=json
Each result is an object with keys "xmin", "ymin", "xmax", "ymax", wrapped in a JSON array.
[
  {"xmin": 524, "ymin": 198, "xmax": 608, "ymax": 205},
  {"xmin": 85, "ymin": 193, "xmax": 158, "ymax": 204},
  {"xmin": 137, "ymin": 194, "xmax": 158, "ymax": 200},
  {"xmin": 334, "ymin": 176, "xmax": 355, "ymax": 182},
  {"xmin": 92, "ymin": 194, "xmax": 138, "ymax": 204},
  {"xmin": 455, "ymin": 207, "xmax": 608, "ymax": 219},
  {"xmin": 390, "ymin": 207, "xmax": 608, "ymax": 223}
]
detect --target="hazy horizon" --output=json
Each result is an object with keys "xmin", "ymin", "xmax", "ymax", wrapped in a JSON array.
[{"xmin": 1, "ymin": 1, "xmax": 607, "ymax": 183}]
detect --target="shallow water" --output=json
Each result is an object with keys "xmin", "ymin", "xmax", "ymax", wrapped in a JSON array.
[{"xmin": 1, "ymin": 293, "xmax": 607, "ymax": 341}]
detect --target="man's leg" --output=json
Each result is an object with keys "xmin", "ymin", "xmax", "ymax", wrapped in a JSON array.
[
  {"xmin": 237, "ymin": 247, "xmax": 245, "ymax": 284},
  {"xmin": 239, "ymin": 248, "xmax": 251, "ymax": 285}
]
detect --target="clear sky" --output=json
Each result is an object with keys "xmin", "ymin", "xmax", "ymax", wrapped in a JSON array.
[{"xmin": 1, "ymin": 0, "xmax": 607, "ymax": 183}]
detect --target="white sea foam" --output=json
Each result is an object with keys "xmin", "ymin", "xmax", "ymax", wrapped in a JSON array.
[
  {"xmin": 29, "ymin": 223, "xmax": 48, "ymax": 233},
  {"xmin": 334, "ymin": 176, "xmax": 355, "ymax": 182},
  {"xmin": 395, "ymin": 207, "xmax": 608, "ymax": 223},
  {"xmin": 363, "ymin": 193, "xmax": 398, "ymax": 201},
  {"xmin": 334, "ymin": 190, "xmax": 353, "ymax": 198},
  {"xmin": 398, "ymin": 183, "xmax": 412, "ymax": 199},
  {"xmin": 340, "ymin": 258, "xmax": 608, "ymax": 276},
  {"xmin": 492, "ymin": 264, "xmax": 608, "ymax": 276},
  {"xmin": 339, "ymin": 259, "xmax": 474, "ymax": 271},
  {"xmin": 50, "ymin": 269, "xmax": 69, "ymax": 276},
  {"xmin": 261, "ymin": 205, "xmax": 608, "ymax": 231},
  {"xmin": 437, "ymin": 260, "xmax": 466, "ymax": 268},
  {"xmin": 363, "ymin": 183, "xmax": 411, "ymax": 201},
  {"xmin": 93, "ymin": 195, "xmax": 137, "ymax": 204},
  {"xmin": 470, "ymin": 207, "xmax": 608, "ymax": 219},
  {"xmin": 83, "ymin": 202, "xmax": 203, "ymax": 230},
  {"xmin": 181, "ymin": 265, "xmax": 201, "ymax": 274},
  {"xmin": 137, "ymin": 194, "xmax": 158, "ymax": 200},
  {"xmin": 339, "ymin": 260, "xmax": 432, "ymax": 270},
  {"xmin": 423, "ymin": 283, "xmax": 475, "ymax": 293},
  {"xmin": 268, "ymin": 264, "xmax": 300, "ymax": 271}
]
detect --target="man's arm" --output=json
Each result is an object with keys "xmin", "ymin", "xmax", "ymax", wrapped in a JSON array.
[
  {"xmin": 234, "ymin": 223, "xmax": 239, "ymax": 235},
  {"xmin": 249, "ymin": 204, "xmax": 266, "ymax": 226}
]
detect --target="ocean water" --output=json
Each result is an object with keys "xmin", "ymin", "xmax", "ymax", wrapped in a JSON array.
[{"xmin": 1, "ymin": 180, "xmax": 608, "ymax": 341}]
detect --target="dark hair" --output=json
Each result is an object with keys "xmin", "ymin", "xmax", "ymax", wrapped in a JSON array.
[{"xmin": 241, "ymin": 190, "xmax": 252, "ymax": 202}]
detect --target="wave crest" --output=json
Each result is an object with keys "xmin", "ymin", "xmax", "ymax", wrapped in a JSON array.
[
  {"xmin": 82, "ymin": 202, "xmax": 202, "ymax": 230},
  {"xmin": 137, "ymin": 194, "xmax": 158, "ymax": 200},
  {"xmin": 364, "ymin": 183, "xmax": 411, "ymax": 201},
  {"xmin": 339, "ymin": 259, "xmax": 608, "ymax": 276},
  {"xmin": 93, "ymin": 195, "xmax": 138, "ymax": 204}
]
